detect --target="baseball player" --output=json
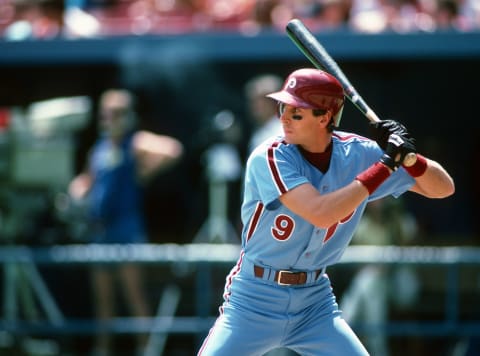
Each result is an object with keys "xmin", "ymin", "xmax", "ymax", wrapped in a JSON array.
[{"xmin": 198, "ymin": 68, "xmax": 454, "ymax": 356}]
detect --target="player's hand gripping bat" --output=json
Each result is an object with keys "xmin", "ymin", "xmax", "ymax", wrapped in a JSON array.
[{"xmin": 285, "ymin": 18, "xmax": 417, "ymax": 167}]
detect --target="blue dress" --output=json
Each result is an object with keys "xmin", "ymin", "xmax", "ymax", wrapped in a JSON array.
[{"xmin": 87, "ymin": 132, "xmax": 147, "ymax": 244}]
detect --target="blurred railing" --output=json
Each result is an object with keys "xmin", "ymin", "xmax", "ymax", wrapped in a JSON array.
[{"xmin": 1, "ymin": 244, "xmax": 480, "ymax": 339}]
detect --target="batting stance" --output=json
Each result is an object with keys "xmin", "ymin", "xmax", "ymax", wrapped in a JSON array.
[{"xmin": 198, "ymin": 68, "xmax": 454, "ymax": 356}]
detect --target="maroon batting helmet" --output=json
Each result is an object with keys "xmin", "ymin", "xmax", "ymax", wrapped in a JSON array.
[{"xmin": 266, "ymin": 68, "xmax": 345, "ymax": 125}]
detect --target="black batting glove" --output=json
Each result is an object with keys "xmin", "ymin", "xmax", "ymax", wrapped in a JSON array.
[
  {"xmin": 379, "ymin": 133, "xmax": 417, "ymax": 171},
  {"xmin": 370, "ymin": 119, "xmax": 410, "ymax": 151}
]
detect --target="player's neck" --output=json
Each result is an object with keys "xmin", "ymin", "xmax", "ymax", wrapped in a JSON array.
[
  {"xmin": 299, "ymin": 133, "xmax": 332, "ymax": 153},
  {"xmin": 298, "ymin": 141, "xmax": 333, "ymax": 173}
]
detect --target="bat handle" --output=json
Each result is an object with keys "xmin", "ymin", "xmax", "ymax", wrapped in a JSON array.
[
  {"xmin": 365, "ymin": 109, "xmax": 381, "ymax": 123},
  {"xmin": 403, "ymin": 152, "xmax": 417, "ymax": 167}
]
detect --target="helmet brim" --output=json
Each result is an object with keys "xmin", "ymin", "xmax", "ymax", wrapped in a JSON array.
[{"xmin": 266, "ymin": 91, "xmax": 316, "ymax": 109}]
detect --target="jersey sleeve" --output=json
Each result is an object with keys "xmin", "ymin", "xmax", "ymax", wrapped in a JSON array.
[
  {"xmin": 246, "ymin": 142, "xmax": 309, "ymax": 209},
  {"xmin": 369, "ymin": 167, "xmax": 416, "ymax": 201}
]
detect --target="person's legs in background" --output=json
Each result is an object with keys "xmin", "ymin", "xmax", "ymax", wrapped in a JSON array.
[
  {"xmin": 119, "ymin": 263, "xmax": 151, "ymax": 355},
  {"xmin": 91, "ymin": 266, "xmax": 115, "ymax": 356}
]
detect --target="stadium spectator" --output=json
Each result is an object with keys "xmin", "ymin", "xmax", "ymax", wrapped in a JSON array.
[
  {"xmin": 296, "ymin": 0, "xmax": 351, "ymax": 31},
  {"xmin": 4, "ymin": 0, "xmax": 480, "ymax": 36},
  {"xmin": 68, "ymin": 88, "xmax": 183, "ymax": 356},
  {"xmin": 3, "ymin": 0, "xmax": 63, "ymax": 40},
  {"xmin": 244, "ymin": 73, "xmax": 284, "ymax": 154},
  {"xmin": 431, "ymin": 0, "xmax": 469, "ymax": 30},
  {"xmin": 239, "ymin": 0, "xmax": 292, "ymax": 34}
]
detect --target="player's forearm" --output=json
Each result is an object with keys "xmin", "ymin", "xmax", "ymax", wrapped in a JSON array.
[
  {"xmin": 310, "ymin": 180, "xmax": 369, "ymax": 228},
  {"xmin": 409, "ymin": 158, "xmax": 455, "ymax": 198},
  {"xmin": 280, "ymin": 180, "xmax": 369, "ymax": 229}
]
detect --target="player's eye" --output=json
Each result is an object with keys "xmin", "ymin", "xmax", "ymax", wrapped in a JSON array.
[{"xmin": 277, "ymin": 102, "xmax": 303, "ymax": 120}]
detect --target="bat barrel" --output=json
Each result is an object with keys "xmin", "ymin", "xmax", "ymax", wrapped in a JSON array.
[{"xmin": 286, "ymin": 19, "xmax": 373, "ymax": 119}]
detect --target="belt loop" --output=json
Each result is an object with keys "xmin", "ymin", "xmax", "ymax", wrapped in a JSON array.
[
  {"xmin": 266, "ymin": 267, "xmax": 272, "ymax": 281},
  {"xmin": 253, "ymin": 264, "xmax": 274, "ymax": 282}
]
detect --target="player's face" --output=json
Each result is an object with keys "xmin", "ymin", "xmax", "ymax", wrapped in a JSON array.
[{"xmin": 278, "ymin": 103, "xmax": 325, "ymax": 146}]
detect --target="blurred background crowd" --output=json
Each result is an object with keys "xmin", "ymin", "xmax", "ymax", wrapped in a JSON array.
[{"xmin": 1, "ymin": 0, "xmax": 480, "ymax": 40}]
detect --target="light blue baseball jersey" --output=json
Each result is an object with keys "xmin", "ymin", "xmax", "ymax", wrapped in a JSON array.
[
  {"xmin": 241, "ymin": 131, "xmax": 414, "ymax": 270},
  {"xmin": 198, "ymin": 131, "xmax": 415, "ymax": 356}
]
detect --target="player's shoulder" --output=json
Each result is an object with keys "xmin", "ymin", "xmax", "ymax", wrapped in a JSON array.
[
  {"xmin": 332, "ymin": 130, "xmax": 377, "ymax": 148},
  {"xmin": 332, "ymin": 130, "xmax": 381, "ymax": 161},
  {"xmin": 251, "ymin": 135, "xmax": 287, "ymax": 154},
  {"xmin": 332, "ymin": 130, "xmax": 371, "ymax": 143},
  {"xmin": 248, "ymin": 136, "xmax": 296, "ymax": 163}
]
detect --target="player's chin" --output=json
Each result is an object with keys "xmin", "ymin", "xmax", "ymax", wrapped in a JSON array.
[{"xmin": 283, "ymin": 132, "xmax": 297, "ymax": 144}]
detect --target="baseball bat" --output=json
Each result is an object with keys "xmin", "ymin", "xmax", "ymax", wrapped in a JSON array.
[{"xmin": 285, "ymin": 18, "xmax": 417, "ymax": 167}]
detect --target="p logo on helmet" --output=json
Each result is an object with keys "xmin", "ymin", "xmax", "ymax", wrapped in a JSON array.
[{"xmin": 287, "ymin": 78, "xmax": 297, "ymax": 89}]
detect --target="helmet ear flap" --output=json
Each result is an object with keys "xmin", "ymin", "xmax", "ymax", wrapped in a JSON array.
[
  {"xmin": 331, "ymin": 105, "xmax": 344, "ymax": 129},
  {"xmin": 326, "ymin": 105, "xmax": 343, "ymax": 132}
]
